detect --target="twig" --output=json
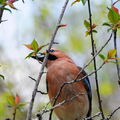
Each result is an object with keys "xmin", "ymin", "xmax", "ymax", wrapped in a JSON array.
[
  {"xmin": 39, "ymin": 93, "xmax": 86, "ymax": 117},
  {"xmin": 107, "ymin": 106, "xmax": 120, "ymax": 120},
  {"xmin": 26, "ymin": 0, "xmax": 69, "ymax": 119},
  {"xmin": 0, "ymin": 4, "xmax": 6, "ymax": 23},
  {"xmin": 48, "ymin": 1, "xmax": 69, "ymax": 120},
  {"xmin": 87, "ymin": 0, "xmax": 105, "ymax": 118},
  {"xmin": 22, "ymin": 0, "xmax": 25, "ymax": 3},
  {"xmin": 29, "ymin": 76, "xmax": 36, "ymax": 82},
  {"xmin": 113, "ymin": 0, "xmax": 120, "ymax": 5},
  {"xmin": 37, "ymin": 91, "xmax": 48, "ymax": 95},
  {"xmin": 113, "ymin": 29, "xmax": 120, "ymax": 85},
  {"xmin": 84, "ymin": 112, "xmax": 101, "ymax": 120}
]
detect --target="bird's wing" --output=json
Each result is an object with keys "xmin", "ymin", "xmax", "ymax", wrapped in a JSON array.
[{"xmin": 77, "ymin": 66, "xmax": 92, "ymax": 118}]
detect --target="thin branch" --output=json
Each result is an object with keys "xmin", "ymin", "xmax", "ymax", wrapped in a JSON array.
[
  {"xmin": 107, "ymin": 106, "xmax": 120, "ymax": 120},
  {"xmin": 29, "ymin": 76, "xmax": 48, "ymax": 95},
  {"xmin": 36, "ymin": 93, "xmax": 86, "ymax": 118},
  {"xmin": 87, "ymin": 0, "xmax": 105, "ymax": 118},
  {"xmin": 22, "ymin": 0, "xmax": 25, "ymax": 3},
  {"xmin": 29, "ymin": 76, "xmax": 36, "ymax": 82},
  {"xmin": 113, "ymin": 0, "xmax": 120, "ymax": 5},
  {"xmin": 26, "ymin": 0, "xmax": 69, "ymax": 119},
  {"xmin": 0, "ymin": 4, "xmax": 6, "ymax": 23},
  {"xmin": 37, "ymin": 91, "xmax": 48, "ymax": 95},
  {"xmin": 113, "ymin": 29, "xmax": 120, "ymax": 85},
  {"xmin": 84, "ymin": 112, "xmax": 101, "ymax": 120}
]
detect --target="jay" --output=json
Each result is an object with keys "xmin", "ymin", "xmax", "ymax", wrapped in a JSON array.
[{"xmin": 31, "ymin": 48, "xmax": 92, "ymax": 120}]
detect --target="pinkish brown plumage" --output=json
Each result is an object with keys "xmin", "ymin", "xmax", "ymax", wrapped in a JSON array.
[{"xmin": 31, "ymin": 48, "xmax": 92, "ymax": 120}]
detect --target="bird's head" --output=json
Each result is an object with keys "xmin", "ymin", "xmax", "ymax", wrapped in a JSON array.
[{"xmin": 31, "ymin": 48, "xmax": 75, "ymax": 68}]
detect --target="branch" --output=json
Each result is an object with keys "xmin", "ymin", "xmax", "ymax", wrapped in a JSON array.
[
  {"xmin": 87, "ymin": 0, "xmax": 105, "ymax": 118},
  {"xmin": 0, "ymin": 4, "xmax": 6, "ymax": 23},
  {"xmin": 107, "ymin": 106, "xmax": 120, "ymax": 120},
  {"xmin": 113, "ymin": 0, "xmax": 120, "ymax": 5},
  {"xmin": 113, "ymin": 29, "xmax": 120, "ymax": 85},
  {"xmin": 84, "ymin": 112, "xmax": 101, "ymax": 120},
  {"xmin": 26, "ymin": 0, "xmax": 69, "ymax": 119},
  {"xmin": 37, "ymin": 91, "xmax": 48, "ymax": 95},
  {"xmin": 36, "ymin": 93, "xmax": 86, "ymax": 118}
]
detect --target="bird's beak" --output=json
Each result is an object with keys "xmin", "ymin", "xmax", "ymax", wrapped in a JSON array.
[{"xmin": 31, "ymin": 54, "xmax": 44, "ymax": 62}]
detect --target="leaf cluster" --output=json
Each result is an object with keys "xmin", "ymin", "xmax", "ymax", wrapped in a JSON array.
[
  {"xmin": 84, "ymin": 20, "xmax": 97, "ymax": 37},
  {"xmin": 23, "ymin": 39, "xmax": 49, "ymax": 59},
  {"xmin": 103, "ymin": 6, "xmax": 120, "ymax": 32},
  {"xmin": 99, "ymin": 49, "xmax": 120, "ymax": 65},
  {"xmin": 6, "ymin": 94, "xmax": 30, "ymax": 113}
]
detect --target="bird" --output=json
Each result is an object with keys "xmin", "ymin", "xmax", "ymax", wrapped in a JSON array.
[{"xmin": 31, "ymin": 48, "xmax": 92, "ymax": 120}]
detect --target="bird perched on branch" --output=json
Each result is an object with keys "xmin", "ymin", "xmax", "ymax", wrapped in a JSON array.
[{"xmin": 31, "ymin": 48, "xmax": 92, "ymax": 120}]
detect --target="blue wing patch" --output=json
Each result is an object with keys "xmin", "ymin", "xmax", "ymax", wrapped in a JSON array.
[{"xmin": 84, "ymin": 78, "xmax": 92, "ymax": 98}]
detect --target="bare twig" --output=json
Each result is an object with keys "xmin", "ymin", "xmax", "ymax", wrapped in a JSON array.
[
  {"xmin": 29, "ymin": 76, "xmax": 36, "ymax": 82},
  {"xmin": 26, "ymin": 0, "xmax": 69, "ymax": 119},
  {"xmin": 113, "ymin": 0, "xmax": 120, "ymax": 5},
  {"xmin": 84, "ymin": 112, "xmax": 101, "ymax": 120},
  {"xmin": 0, "ymin": 4, "xmax": 6, "ymax": 23},
  {"xmin": 37, "ymin": 93, "xmax": 86, "ymax": 118},
  {"xmin": 87, "ymin": 0, "xmax": 105, "ymax": 118},
  {"xmin": 113, "ymin": 29, "xmax": 120, "ymax": 85},
  {"xmin": 22, "ymin": 0, "xmax": 25, "ymax": 3},
  {"xmin": 107, "ymin": 106, "xmax": 120, "ymax": 120},
  {"xmin": 37, "ymin": 91, "xmax": 48, "ymax": 95}
]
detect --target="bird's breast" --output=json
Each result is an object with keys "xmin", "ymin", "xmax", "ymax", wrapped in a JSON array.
[{"xmin": 46, "ymin": 61, "xmax": 89, "ymax": 120}]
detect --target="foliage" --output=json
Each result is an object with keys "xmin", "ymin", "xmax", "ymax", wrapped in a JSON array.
[
  {"xmin": 0, "ymin": 0, "xmax": 17, "ymax": 13},
  {"xmin": 23, "ymin": 39, "xmax": 49, "ymax": 59},
  {"xmin": 84, "ymin": 20, "xmax": 97, "ymax": 37},
  {"xmin": 6, "ymin": 93, "xmax": 30, "ymax": 120},
  {"xmin": 99, "ymin": 49, "xmax": 120, "ymax": 65},
  {"xmin": 71, "ymin": 0, "xmax": 87, "ymax": 6},
  {"xmin": 103, "ymin": 6, "xmax": 120, "ymax": 32}
]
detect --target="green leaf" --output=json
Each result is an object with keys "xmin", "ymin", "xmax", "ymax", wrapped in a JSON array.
[
  {"xmin": 0, "ymin": 74, "xmax": 5, "ymax": 80},
  {"xmin": 6, "ymin": 95, "xmax": 15, "ymax": 106},
  {"xmin": 92, "ymin": 30, "xmax": 97, "ymax": 33},
  {"xmin": 98, "ymin": 54, "xmax": 107, "ymax": 60},
  {"xmin": 7, "ymin": 105, "xmax": 13, "ymax": 108},
  {"xmin": 0, "ymin": 7, "xmax": 12, "ymax": 13},
  {"xmin": 37, "ymin": 43, "xmax": 49, "ymax": 52},
  {"xmin": 85, "ymin": 31, "xmax": 90, "ymax": 37},
  {"xmin": 31, "ymin": 39, "xmax": 38, "ymax": 52},
  {"xmin": 108, "ymin": 61, "xmax": 119, "ymax": 66},
  {"xmin": 107, "ymin": 27, "xmax": 112, "ymax": 32},
  {"xmin": 0, "ymin": 0, "xmax": 3, "ymax": 4},
  {"xmin": 18, "ymin": 102, "xmax": 30, "ymax": 106},
  {"xmin": 84, "ymin": 20, "xmax": 90, "ymax": 30},
  {"xmin": 102, "ymin": 22, "xmax": 111, "ymax": 27},
  {"xmin": 108, "ymin": 8, "xmax": 119, "ymax": 24},
  {"xmin": 81, "ymin": 0, "xmax": 87, "ymax": 5},
  {"xmin": 25, "ymin": 52, "xmax": 35, "ymax": 59},
  {"xmin": 17, "ymin": 106, "xmax": 24, "ymax": 112}
]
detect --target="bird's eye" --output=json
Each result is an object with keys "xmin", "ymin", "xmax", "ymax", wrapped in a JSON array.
[{"xmin": 49, "ymin": 49, "xmax": 56, "ymax": 52}]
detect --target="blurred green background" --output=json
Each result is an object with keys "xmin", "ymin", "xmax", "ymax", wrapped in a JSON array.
[{"xmin": 0, "ymin": 0, "xmax": 120, "ymax": 119}]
